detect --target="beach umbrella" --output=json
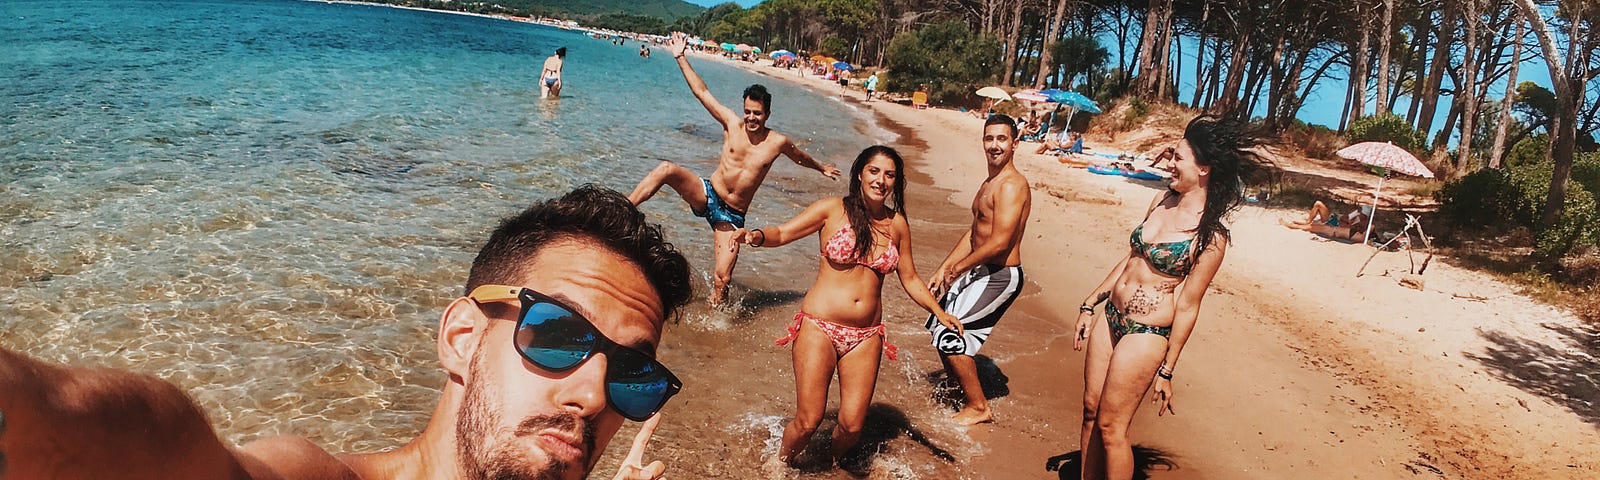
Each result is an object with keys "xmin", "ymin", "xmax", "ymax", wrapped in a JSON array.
[
  {"xmin": 1047, "ymin": 90, "xmax": 1101, "ymax": 114},
  {"xmin": 770, "ymin": 50, "xmax": 794, "ymax": 58},
  {"xmin": 735, "ymin": 43, "xmax": 752, "ymax": 52},
  {"xmin": 975, "ymin": 86, "xmax": 1012, "ymax": 103},
  {"xmin": 1336, "ymin": 142, "xmax": 1435, "ymax": 245},
  {"xmin": 689, "ymin": 38, "xmax": 704, "ymax": 45},
  {"xmin": 809, "ymin": 54, "xmax": 827, "ymax": 62},
  {"xmin": 832, "ymin": 61, "xmax": 854, "ymax": 71},
  {"xmin": 752, "ymin": 47, "xmax": 762, "ymax": 53},
  {"xmin": 1013, "ymin": 89, "xmax": 1051, "ymax": 103},
  {"xmin": 721, "ymin": 43, "xmax": 736, "ymax": 51}
]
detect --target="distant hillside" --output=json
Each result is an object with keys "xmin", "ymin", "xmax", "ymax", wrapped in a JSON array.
[{"xmin": 511, "ymin": 0, "xmax": 704, "ymax": 20}]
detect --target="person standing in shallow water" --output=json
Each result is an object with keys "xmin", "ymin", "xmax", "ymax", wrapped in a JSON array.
[
  {"xmin": 926, "ymin": 114, "xmax": 1032, "ymax": 426},
  {"xmin": 628, "ymin": 31, "xmax": 842, "ymax": 310},
  {"xmin": 733, "ymin": 145, "xmax": 961, "ymax": 468},
  {"xmin": 541, "ymin": 47, "xmax": 565, "ymax": 98},
  {"xmin": 1072, "ymin": 116, "xmax": 1262, "ymax": 480},
  {"xmin": 0, "ymin": 186, "xmax": 691, "ymax": 480}
]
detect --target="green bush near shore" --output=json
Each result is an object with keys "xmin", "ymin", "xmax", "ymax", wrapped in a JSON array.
[
  {"xmin": 1437, "ymin": 142, "xmax": 1600, "ymax": 275},
  {"xmin": 1346, "ymin": 114, "xmax": 1426, "ymax": 153},
  {"xmin": 883, "ymin": 20, "xmax": 1000, "ymax": 105}
]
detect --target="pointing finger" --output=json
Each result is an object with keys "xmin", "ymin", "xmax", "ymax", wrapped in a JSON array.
[{"xmin": 622, "ymin": 414, "xmax": 662, "ymax": 468}]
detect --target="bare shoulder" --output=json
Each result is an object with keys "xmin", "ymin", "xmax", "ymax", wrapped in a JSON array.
[
  {"xmin": 997, "ymin": 171, "xmax": 1033, "ymax": 199},
  {"xmin": 240, "ymin": 436, "xmax": 361, "ymax": 480}
]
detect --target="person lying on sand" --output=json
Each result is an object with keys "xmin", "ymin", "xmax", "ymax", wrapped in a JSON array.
[{"xmin": 1280, "ymin": 200, "xmax": 1370, "ymax": 243}]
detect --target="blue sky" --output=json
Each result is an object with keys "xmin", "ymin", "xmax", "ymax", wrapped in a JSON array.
[{"xmin": 683, "ymin": 0, "xmax": 763, "ymax": 7}]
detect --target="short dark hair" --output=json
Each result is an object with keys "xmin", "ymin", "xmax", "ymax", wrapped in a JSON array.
[
  {"xmin": 984, "ymin": 114, "xmax": 1018, "ymax": 137},
  {"xmin": 466, "ymin": 185, "xmax": 692, "ymax": 320},
  {"xmin": 555, "ymin": 47, "xmax": 567, "ymax": 57},
  {"xmin": 743, "ymin": 84, "xmax": 772, "ymax": 112}
]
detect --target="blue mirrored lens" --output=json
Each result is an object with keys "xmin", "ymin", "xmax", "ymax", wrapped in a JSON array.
[
  {"xmin": 607, "ymin": 352, "xmax": 672, "ymax": 419},
  {"xmin": 516, "ymin": 302, "xmax": 596, "ymax": 370}
]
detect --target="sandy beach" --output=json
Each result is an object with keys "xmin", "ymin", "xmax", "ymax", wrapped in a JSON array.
[{"xmin": 701, "ymin": 53, "xmax": 1600, "ymax": 479}]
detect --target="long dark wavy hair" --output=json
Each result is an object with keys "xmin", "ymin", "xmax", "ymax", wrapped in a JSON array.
[
  {"xmin": 841, "ymin": 145, "xmax": 906, "ymax": 261},
  {"xmin": 1181, "ymin": 115, "xmax": 1268, "ymax": 255}
]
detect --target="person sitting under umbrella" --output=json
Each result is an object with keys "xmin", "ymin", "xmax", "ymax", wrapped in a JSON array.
[{"xmin": 1280, "ymin": 199, "xmax": 1371, "ymax": 243}]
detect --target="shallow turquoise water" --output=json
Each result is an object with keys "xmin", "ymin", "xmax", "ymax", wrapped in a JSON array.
[{"xmin": 1, "ymin": 0, "xmax": 888, "ymax": 453}]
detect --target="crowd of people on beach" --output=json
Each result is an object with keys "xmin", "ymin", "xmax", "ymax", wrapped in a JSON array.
[{"xmin": 0, "ymin": 28, "xmax": 1267, "ymax": 480}]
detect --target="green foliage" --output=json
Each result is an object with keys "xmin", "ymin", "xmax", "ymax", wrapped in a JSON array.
[
  {"xmin": 1437, "ymin": 151, "xmax": 1600, "ymax": 261},
  {"xmin": 1126, "ymin": 97, "xmax": 1150, "ymax": 123},
  {"xmin": 670, "ymin": 3, "xmax": 742, "ymax": 36},
  {"xmin": 819, "ymin": 35, "xmax": 850, "ymax": 57},
  {"xmin": 374, "ymin": 0, "xmax": 704, "ymax": 20},
  {"xmin": 1049, "ymin": 34, "xmax": 1109, "ymax": 88},
  {"xmin": 1346, "ymin": 114, "xmax": 1426, "ymax": 152},
  {"xmin": 588, "ymin": 13, "xmax": 669, "ymax": 35},
  {"xmin": 883, "ymin": 20, "xmax": 1000, "ymax": 104},
  {"xmin": 1506, "ymin": 134, "xmax": 1550, "ymax": 168},
  {"xmin": 1283, "ymin": 121, "xmax": 1343, "ymax": 159},
  {"xmin": 1513, "ymin": 81, "xmax": 1557, "ymax": 132},
  {"xmin": 694, "ymin": 0, "xmax": 875, "ymax": 55}
]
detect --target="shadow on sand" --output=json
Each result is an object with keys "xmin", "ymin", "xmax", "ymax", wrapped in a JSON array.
[
  {"xmin": 1467, "ymin": 322, "xmax": 1600, "ymax": 426},
  {"xmin": 924, "ymin": 354, "xmax": 1011, "ymax": 408},
  {"xmin": 788, "ymin": 403, "xmax": 957, "ymax": 477},
  {"xmin": 1045, "ymin": 446, "xmax": 1179, "ymax": 480}
]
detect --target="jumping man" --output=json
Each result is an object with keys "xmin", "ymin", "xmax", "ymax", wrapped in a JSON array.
[{"xmin": 628, "ymin": 31, "xmax": 841, "ymax": 309}]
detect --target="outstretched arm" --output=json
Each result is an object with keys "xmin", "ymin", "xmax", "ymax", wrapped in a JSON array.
[
  {"xmin": 0, "ymin": 347, "xmax": 279, "ymax": 479},
  {"xmin": 892, "ymin": 214, "xmax": 962, "ymax": 333},
  {"xmin": 667, "ymin": 32, "xmax": 737, "ymax": 127},
  {"xmin": 781, "ymin": 139, "xmax": 841, "ymax": 179},
  {"xmin": 736, "ymin": 197, "xmax": 838, "ymax": 248}
]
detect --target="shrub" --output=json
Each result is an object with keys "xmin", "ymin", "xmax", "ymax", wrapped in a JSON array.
[
  {"xmin": 1441, "ymin": 152, "xmax": 1600, "ymax": 262},
  {"xmin": 819, "ymin": 35, "xmax": 849, "ymax": 57},
  {"xmin": 1347, "ymin": 114, "xmax": 1426, "ymax": 152},
  {"xmin": 1504, "ymin": 134, "xmax": 1548, "ymax": 168},
  {"xmin": 884, "ymin": 21, "xmax": 1000, "ymax": 104},
  {"xmin": 1283, "ymin": 121, "xmax": 1343, "ymax": 160},
  {"xmin": 1435, "ymin": 168, "xmax": 1534, "ymax": 231}
]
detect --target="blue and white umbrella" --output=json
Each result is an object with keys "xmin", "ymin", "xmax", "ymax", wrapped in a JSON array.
[
  {"xmin": 832, "ymin": 61, "xmax": 854, "ymax": 71},
  {"xmin": 1047, "ymin": 90, "xmax": 1101, "ymax": 114}
]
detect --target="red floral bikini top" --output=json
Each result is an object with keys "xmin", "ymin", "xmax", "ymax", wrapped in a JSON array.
[{"xmin": 823, "ymin": 223, "xmax": 899, "ymax": 275}]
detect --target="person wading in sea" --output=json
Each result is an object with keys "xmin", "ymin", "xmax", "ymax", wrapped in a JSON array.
[
  {"xmin": 0, "ymin": 186, "xmax": 691, "ymax": 480},
  {"xmin": 925, "ymin": 114, "xmax": 1033, "ymax": 426},
  {"xmin": 627, "ymin": 31, "xmax": 841, "ymax": 310}
]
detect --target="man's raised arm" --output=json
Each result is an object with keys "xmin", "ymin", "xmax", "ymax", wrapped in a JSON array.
[{"xmin": 668, "ymin": 32, "xmax": 737, "ymax": 127}]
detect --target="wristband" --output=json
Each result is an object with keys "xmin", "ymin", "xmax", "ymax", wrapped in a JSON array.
[
  {"xmin": 752, "ymin": 228, "xmax": 767, "ymax": 247},
  {"xmin": 1078, "ymin": 304, "xmax": 1095, "ymax": 314},
  {"xmin": 1157, "ymin": 364, "xmax": 1173, "ymax": 380}
]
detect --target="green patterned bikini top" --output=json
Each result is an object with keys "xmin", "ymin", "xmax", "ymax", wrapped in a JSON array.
[{"xmin": 1130, "ymin": 222, "xmax": 1197, "ymax": 278}]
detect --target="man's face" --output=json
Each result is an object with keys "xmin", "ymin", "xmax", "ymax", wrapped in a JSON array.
[
  {"xmin": 457, "ymin": 240, "xmax": 665, "ymax": 480},
  {"xmin": 742, "ymin": 97, "xmax": 769, "ymax": 132},
  {"xmin": 982, "ymin": 123, "xmax": 1018, "ymax": 168}
]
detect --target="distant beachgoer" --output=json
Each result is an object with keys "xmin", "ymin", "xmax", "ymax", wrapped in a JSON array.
[
  {"xmin": 639, "ymin": 44, "xmax": 650, "ymax": 58},
  {"xmin": 733, "ymin": 146, "xmax": 961, "ymax": 468},
  {"xmin": 1072, "ymin": 116, "xmax": 1263, "ymax": 480},
  {"xmin": 541, "ymin": 47, "xmax": 566, "ymax": 98},
  {"xmin": 926, "ymin": 114, "xmax": 1033, "ymax": 425},
  {"xmin": 837, "ymin": 71, "xmax": 851, "ymax": 97},
  {"xmin": 0, "ymin": 185, "xmax": 692, "ymax": 480},
  {"xmin": 628, "ymin": 31, "xmax": 842, "ymax": 309},
  {"xmin": 1281, "ymin": 200, "xmax": 1370, "ymax": 243},
  {"xmin": 1035, "ymin": 130, "xmax": 1081, "ymax": 155},
  {"xmin": 863, "ymin": 72, "xmax": 879, "ymax": 101}
]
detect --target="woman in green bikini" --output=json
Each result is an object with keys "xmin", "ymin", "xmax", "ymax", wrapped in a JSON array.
[{"xmin": 1071, "ymin": 116, "xmax": 1264, "ymax": 480}]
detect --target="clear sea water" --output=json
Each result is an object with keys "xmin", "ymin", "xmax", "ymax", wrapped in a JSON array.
[{"xmin": 2, "ymin": 1, "xmax": 992, "ymax": 477}]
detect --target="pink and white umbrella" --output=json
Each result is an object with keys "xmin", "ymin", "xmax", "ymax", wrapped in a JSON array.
[
  {"xmin": 1336, "ymin": 141, "xmax": 1434, "ymax": 245},
  {"xmin": 1013, "ymin": 89, "xmax": 1051, "ymax": 103}
]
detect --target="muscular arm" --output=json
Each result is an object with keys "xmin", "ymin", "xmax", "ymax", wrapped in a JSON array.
[
  {"xmin": 781, "ymin": 139, "xmax": 840, "ymax": 178},
  {"xmin": 1162, "ymin": 235, "xmax": 1227, "ymax": 375},
  {"xmin": 748, "ymin": 197, "xmax": 838, "ymax": 248},
  {"xmin": 944, "ymin": 180, "xmax": 1030, "ymax": 276},
  {"xmin": 0, "ymin": 347, "xmax": 270, "ymax": 480}
]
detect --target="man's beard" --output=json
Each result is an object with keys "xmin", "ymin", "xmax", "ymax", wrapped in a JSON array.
[{"xmin": 457, "ymin": 353, "xmax": 598, "ymax": 480}]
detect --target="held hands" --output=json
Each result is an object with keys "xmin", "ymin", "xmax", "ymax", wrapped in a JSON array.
[
  {"xmin": 935, "ymin": 312, "xmax": 964, "ymax": 336},
  {"xmin": 613, "ymin": 414, "xmax": 668, "ymax": 480}
]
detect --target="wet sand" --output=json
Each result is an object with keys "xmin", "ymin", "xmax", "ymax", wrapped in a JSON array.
[{"xmin": 652, "ymin": 53, "xmax": 1600, "ymax": 479}]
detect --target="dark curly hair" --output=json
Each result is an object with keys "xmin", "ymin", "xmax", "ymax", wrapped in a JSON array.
[
  {"xmin": 743, "ymin": 84, "xmax": 772, "ymax": 112},
  {"xmin": 465, "ymin": 185, "xmax": 693, "ymax": 320},
  {"xmin": 842, "ymin": 145, "xmax": 907, "ymax": 261},
  {"xmin": 1182, "ymin": 115, "xmax": 1270, "ymax": 254}
]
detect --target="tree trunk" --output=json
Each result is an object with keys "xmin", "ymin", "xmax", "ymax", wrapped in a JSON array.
[
  {"xmin": 1290, "ymin": 50, "xmax": 1342, "ymax": 123},
  {"xmin": 1203, "ymin": 40, "xmax": 1224, "ymax": 107},
  {"xmin": 1034, "ymin": 0, "xmax": 1071, "ymax": 88},
  {"xmin": 1407, "ymin": 19, "xmax": 1431, "ymax": 124},
  {"xmin": 1191, "ymin": 3, "xmax": 1210, "ymax": 107},
  {"xmin": 1349, "ymin": 3, "xmax": 1371, "ymax": 122},
  {"xmin": 1375, "ymin": 0, "xmax": 1394, "ymax": 116},
  {"xmin": 1512, "ymin": 0, "xmax": 1578, "ymax": 229},
  {"xmin": 1456, "ymin": 0, "xmax": 1480, "ymax": 170},
  {"xmin": 1134, "ymin": 0, "xmax": 1168, "ymax": 95},
  {"xmin": 1153, "ymin": 0, "xmax": 1175, "ymax": 99},
  {"xmin": 1000, "ymin": 0, "xmax": 1025, "ymax": 86},
  {"xmin": 1215, "ymin": 28, "xmax": 1251, "ymax": 114},
  {"xmin": 1417, "ymin": 3, "xmax": 1457, "ymax": 137},
  {"xmin": 1264, "ymin": 33, "xmax": 1289, "ymax": 128},
  {"xmin": 1490, "ymin": 18, "xmax": 1525, "ymax": 168}
]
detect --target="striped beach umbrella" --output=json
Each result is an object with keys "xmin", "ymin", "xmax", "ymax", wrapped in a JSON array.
[
  {"xmin": 1336, "ymin": 141, "xmax": 1435, "ymax": 245},
  {"xmin": 1013, "ymin": 89, "xmax": 1051, "ymax": 103}
]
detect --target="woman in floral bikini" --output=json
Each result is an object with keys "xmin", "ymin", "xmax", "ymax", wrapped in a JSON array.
[
  {"xmin": 737, "ymin": 145, "xmax": 960, "ymax": 468},
  {"xmin": 1071, "ymin": 116, "xmax": 1265, "ymax": 480}
]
